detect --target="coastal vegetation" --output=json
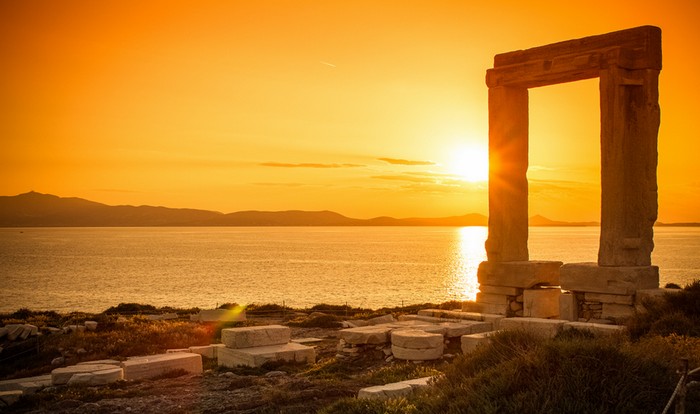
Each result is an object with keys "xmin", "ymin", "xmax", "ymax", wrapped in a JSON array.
[{"xmin": 1, "ymin": 283, "xmax": 699, "ymax": 412}]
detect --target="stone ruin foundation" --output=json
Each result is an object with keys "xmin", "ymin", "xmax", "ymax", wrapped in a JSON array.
[{"xmin": 465, "ymin": 26, "xmax": 662, "ymax": 324}]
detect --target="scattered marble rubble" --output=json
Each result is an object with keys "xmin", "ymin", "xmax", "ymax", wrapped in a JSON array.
[
  {"xmin": 0, "ymin": 310, "xmax": 630, "ymax": 407},
  {"xmin": 337, "ymin": 312, "xmax": 496, "ymax": 362},
  {"xmin": 358, "ymin": 376, "xmax": 436, "ymax": 400}
]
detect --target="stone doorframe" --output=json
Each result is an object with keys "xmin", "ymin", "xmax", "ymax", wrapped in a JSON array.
[{"xmin": 471, "ymin": 26, "xmax": 662, "ymax": 322}]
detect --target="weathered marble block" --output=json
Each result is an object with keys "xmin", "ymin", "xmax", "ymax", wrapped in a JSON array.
[
  {"xmin": 221, "ymin": 325, "xmax": 290, "ymax": 349},
  {"xmin": 339, "ymin": 326, "xmax": 393, "ymax": 345},
  {"xmin": 52, "ymin": 364, "xmax": 124, "ymax": 385},
  {"xmin": 559, "ymin": 263, "xmax": 659, "ymax": 295},
  {"xmin": 461, "ymin": 331, "xmax": 500, "ymax": 354},
  {"xmin": 391, "ymin": 330, "xmax": 443, "ymax": 349},
  {"xmin": 477, "ymin": 261, "xmax": 562, "ymax": 288},
  {"xmin": 189, "ymin": 344, "xmax": 226, "ymax": 359},
  {"xmin": 559, "ymin": 292, "xmax": 578, "ymax": 321},
  {"xmin": 121, "ymin": 353, "xmax": 202, "ymax": 380},
  {"xmin": 217, "ymin": 342, "xmax": 315, "ymax": 368},
  {"xmin": 523, "ymin": 288, "xmax": 560, "ymax": 319},
  {"xmin": 358, "ymin": 383, "xmax": 413, "ymax": 400},
  {"xmin": 391, "ymin": 344, "xmax": 443, "ymax": 361}
]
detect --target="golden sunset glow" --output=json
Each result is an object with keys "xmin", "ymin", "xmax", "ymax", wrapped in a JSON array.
[
  {"xmin": 2, "ymin": 1, "xmax": 700, "ymax": 222},
  {"xmin": 447, "ymin": 145, "xmax": 489, "ymax": 183}
]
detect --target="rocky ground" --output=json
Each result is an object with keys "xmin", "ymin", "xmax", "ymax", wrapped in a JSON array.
[{"xmin": 3, "ymin": 325, "xmax": 425, "ymax": 414}]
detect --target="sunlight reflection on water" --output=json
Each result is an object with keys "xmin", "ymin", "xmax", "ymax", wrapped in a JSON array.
[{"xmin": 451, "ymin": 226, "xmax": 486, "ymax": 301}]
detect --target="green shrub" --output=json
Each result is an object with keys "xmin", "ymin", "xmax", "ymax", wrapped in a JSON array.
[{"xmin": 628, "ymin": 279, "xmax": 700, "ymax": 338}]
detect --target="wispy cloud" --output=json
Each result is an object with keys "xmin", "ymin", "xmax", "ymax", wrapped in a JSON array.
[
  {"xmin": 260, "ymin": 162, "xmax": 364, "ymax": 168},
  {"xmin": 377, "ymin": 158, "xmax": 436, "ymax": 166},
  {"xmin": 371, "ymin": 175, "xmax": 435, "ymax": 183},
  {"xmin": 319, "ymin": 61, "xmax": 337, "ymax": 68},
  {"xmin": 253, "ymin": 182, "xmax": 306, "ymax": 187}
]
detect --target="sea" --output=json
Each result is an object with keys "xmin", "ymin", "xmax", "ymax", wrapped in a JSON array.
[{"xmin": 1, "ymin": 226, "xmax": 699, "ymax": 313}]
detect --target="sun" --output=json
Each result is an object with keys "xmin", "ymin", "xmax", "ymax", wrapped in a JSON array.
[{"xmin": 447, "ymin": 145, "xmax": 489, "ymax": 182}]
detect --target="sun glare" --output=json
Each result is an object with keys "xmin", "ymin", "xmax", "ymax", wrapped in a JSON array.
[{"xmin": 448, "ymin": 146, "xmax": 489, "ymax": 182}]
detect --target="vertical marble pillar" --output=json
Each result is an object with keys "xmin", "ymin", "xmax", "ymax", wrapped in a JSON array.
[
  {"xmin": 485, "ymin": 86, "xmax": 529, "ymax": 263},
  {"xmin": 598, "ymin": 67, "xmax": 660, "ymax": 266}
]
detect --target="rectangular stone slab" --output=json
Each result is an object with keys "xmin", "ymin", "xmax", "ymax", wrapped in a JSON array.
[
  {"xmin": 121, "ymin": 353, "xmax": 202, "ymax": 380},
  {"xmin": 477, "ymin": 261, "xmax": 562, "ymax": 288},
  {"xmin": 217, "ymin": 342, "xmax": 315, "ymax": 368},
  {"xmin": 523, "ymin": 288, "xmax": 561, "ymax": 319},
  {"xmin": 339, "ymin": 326, "xmax": 393, "ymax": 345},
  {"xmin": 0, "ymin": 375, "xmax": 52, "ymax": 392},
  {"xmin": 188, "ymin": 344, "xmax": 226, "ymax": 359},
  {"xmin": 221, "ymin": 325, "xmax": 290, "ymax": 349},
  {"xmin": 460, "ymin": 331, "xmax": 500, "ymax": 354},
  {"xmin": 52, "ymin": 364, "xmax": 125, "ymax": 385},
  {"xmin": 391, "ymin": 344, "xmax": 443, "ymax": 361},
  {"xmin": 559, "ymin": 263, "xmax": 659, "ymax": 295}
]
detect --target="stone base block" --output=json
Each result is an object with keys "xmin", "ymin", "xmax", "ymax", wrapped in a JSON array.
[
  {"xmin": 499, "ymin": 317, "xmax": 567, "ymax": 338},
  {"xmin": 438, "ymin": 321, "xmax": 493, "ymax": 337},
  {"xmin": 0, "ymin": 375, "xmax": 52, "ymax": 393},
  {"xmin": 461, "ymin": 331, "xmax": 500, "ymax": 354},
  {"xmin": 477, "ymin": 260, "xmax": 562, "ymax": 288},
  {"xmin": 420, "ymin": 309, "xmax": 504, "ymax": 328},
  {"xmin": 0, "ymin": 390, "xmax": 23, "ymax": 407},
  {"xmin": 523, "ymin": 288, "xmax": 560, "ymax": 319},
  {"xmin": 463, "ymin": 301, "xmax": 510, "ymax": 316},
  {"xmin": 367, "ymin": 314, "xmax": 395, "ymax": 325},
  {"xmin": 52, "ymin": 364, "xmax": 124, "ymax": 385},
  {"xmin": 391, "ymin": 330, "xmax": 443, "ymax": 349},
  {"xmin": 76, "ymin": 359, "xmax": 121, "ymax": 367},
  {"xmin": 339, "ymin": 326, "xmax": 393, "ymax": 345},
  {"xmin": 399, "ymin": 376, "xmax": 434, "ymax": 389},
  {"xmin": 121, "ymin": 353, "xmax": 202, "ymax": 380},
  {"xmin": 391, "ymin": 344, "xmax": 443, "ymax": 361},
  {"xmin": 217, "ymin": 343, "xmax": 315, "ymax": 368},
  {"xmin": 188, "ymin": 344, "xmax": 226, "ymax": 359},
  {"xmin": 563, "ymin": 322, "xmax": 627, "ymax": 336},
  {"xmin": 358, "ymin": 383, "xmax": 413, "ymax": 400},
  {"xmin": 559, "ymin": 293, "xmax": 578, "ymax": 321},
  {"xmin": 479, "ymin": 285, "xmax": 522, "ymax": 296},
  {"xmin": 559, "ymin": 263, "xmax": 659, "ymax": 295},
  {"xmin": 221, "ymin": 325, "xmax": 290, "ymax": 349},
  {"xmin": 476, "ymin": 292, "xmax": 509, "ymax": 306},
  {"xmin": 601, "ymin": 303, "xmax": 635, "ymax": 321},
  {"xmin": 67, "ymin": 368, "xmax": 123, "ymax": 385}
]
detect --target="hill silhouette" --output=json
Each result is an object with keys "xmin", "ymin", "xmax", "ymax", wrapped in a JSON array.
[{"xmin": 0, "ymin": 192, "xmax": 491, "ymax": 227}]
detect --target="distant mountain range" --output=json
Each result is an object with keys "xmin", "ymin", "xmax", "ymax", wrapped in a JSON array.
[
  {"xmin": 0, "ymin": 192, "xmax": 490, "ymax": 227},
  {"xmin": 0, "ymin": 192, "xmax": 693, "ymax": 227}
]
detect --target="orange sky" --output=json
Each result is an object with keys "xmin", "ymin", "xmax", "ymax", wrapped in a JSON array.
[{"xmin": 2, "ymin": 0, "xmax": 699, "ymax": 222}]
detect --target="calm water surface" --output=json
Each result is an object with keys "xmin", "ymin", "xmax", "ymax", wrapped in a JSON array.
[{"xmin": 0, "ymin": 227, "xmax": 698, "ymax": 312}]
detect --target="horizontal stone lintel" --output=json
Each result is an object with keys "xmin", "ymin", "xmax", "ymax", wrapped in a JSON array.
[{"xmin": 493, "ymin": 25, "xmax": 661, "ymax": 69}]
